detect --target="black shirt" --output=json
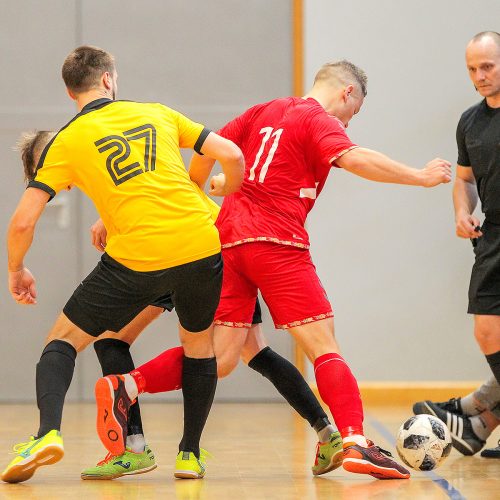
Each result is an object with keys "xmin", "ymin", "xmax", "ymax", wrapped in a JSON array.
[{"xmin": 456, "ymin": 99, "xmax": 500, "ymax": 218}]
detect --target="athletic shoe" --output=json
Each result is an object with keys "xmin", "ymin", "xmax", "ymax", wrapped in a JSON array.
[
  {"xmin": 480, "ymin": 440, "xmax": 500, "ymax": 458},
  {"xmin": 81, "ymin": 445, "xmax": 157, "ymax": 480},
  {"xmin": 415, "ymin": 402, "xmax": 485, "ymax": 455},
  {"xmin": 95, "ymin": 375, "xmax": 134, "ymax": 455},
  {"xmin": 343, "ymin": 440, "xmax": 410, "ymax": 479},
  {"xmin": 174, "ymin": 449, "xmax": 211, "ymax": 479},
  {"xmin": 1, "ymin": 430, "xmax": 64, "ymax": 483},
  {"xmin": 413, "ymin": 398, "xmax": 463, "ymax": 417},
  {"xmin": 311, "ymin": 431, "xmax": 343, "ymax": 476}
]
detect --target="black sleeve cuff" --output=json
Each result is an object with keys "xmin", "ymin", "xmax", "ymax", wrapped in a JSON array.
[
  {"xmin": 193, "ymin": 128, "xmax": 212, "ymax": 155},
  {"xmin": 27, "ymin": 181, "xmax": 56, "ymax": 201}
]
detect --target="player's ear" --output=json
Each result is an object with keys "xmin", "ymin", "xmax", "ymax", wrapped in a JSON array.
[
  {"xmin": 344, "ymin": 85, "xmax": 354, "ymax": 102},
  {"xmin": 103, "ymin": 72, "xmax": 112, "ymax": 90}
]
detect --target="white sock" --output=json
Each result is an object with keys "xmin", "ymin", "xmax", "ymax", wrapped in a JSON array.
[
  {"xmin": 344, "ymin": 434, "xmax": 368, "ymax": 447},
  {"xmin": 123, "ymin": 373, "xmax": 139, "ymax": 400},
  {"xmin": 126, "ymin": 434, "xmax": 146, "ymax": 453},
  {"xmin": 318, "ymin": 424, "xmax": 337, "ymax": 442}
]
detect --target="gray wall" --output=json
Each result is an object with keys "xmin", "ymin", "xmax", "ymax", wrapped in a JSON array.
[
  {"xmin": 1, "ymin": 0, "xmax": 498, "ymax": 406},
  {"xmin": 0, "ymin": 0, "xmax": 292, "ymax": 402},
  {"xmin": 304, "ymin": 0, "xmax": 500, "ymax": 381}
]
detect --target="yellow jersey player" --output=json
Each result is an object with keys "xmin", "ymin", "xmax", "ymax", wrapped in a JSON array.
[{"xmin": 3, "ymin": 45, "xmax": 244, "ymax": 483}]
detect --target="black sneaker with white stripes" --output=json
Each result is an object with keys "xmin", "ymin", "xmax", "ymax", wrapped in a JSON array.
[
  {"xmin": 413, "ymin": 401, "xmax": 485, "ymax": 455},
  {"xmin": 412, "ymin": 397, "xmax": 464, "ymax": 417}
]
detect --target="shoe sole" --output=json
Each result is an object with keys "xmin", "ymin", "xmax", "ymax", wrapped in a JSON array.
[
  {"xmin": 174, "ymin": 470, "xmax": 204, "ymax": 479},
  {"xmin": 174, "ymin": 469, "xmax": 204, "ymax": 479},
  {"xmin": 95, "ymin": 377, "xmax": 126, "ymax": 456},
  {"xmin": 81, "ymin": 463, "xmax": 157, "ymax": 480},
  {"xmin": 312, "ymin": 448, "xmax": 344, "ymax": 476},
  {"xmin": 417, "ymin": 402, "xmax": 477, "ymax": 456},
  {"xmin": 480, "ymin": 449, "xmax": 500, "ymax": 458},
  {"xmin": 1, "ymin": 445, "xmax": 64, "ymax": 483},
  {"xmin": 343, "ymin": 458, "xmax": 410, "ymax": 479}
]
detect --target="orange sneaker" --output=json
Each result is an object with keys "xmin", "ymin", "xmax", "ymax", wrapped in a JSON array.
[
  {"xmin": 342, "ymin": 440, "xmax": 410, "ymax": 480},
  {"xmin": 95, "ymin": 375, "xmax": 134, "ymax": 456}
]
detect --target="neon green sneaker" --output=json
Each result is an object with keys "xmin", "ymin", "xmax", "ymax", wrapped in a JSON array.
[
  {"xmin": 312, "ymin": 431, "xmax": 343, "ymax": 476},
  {"xmin": 174, "ymin": 449, "xmax": 211, "ymax": 479},
  {"xmin": 81, "ymin": 445, "xmax": 157, "ymax": 480},
  {"xmin": 1, "ymin": 430, "xmax": 64, "ymax": 483}
]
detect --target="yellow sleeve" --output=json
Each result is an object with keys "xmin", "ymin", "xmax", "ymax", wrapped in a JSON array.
[
  {"xmin": 167, "ymin": 107, "xmax": 206, "ymax": 150},
  {"xmin": 29, "ymin": 135, "xmax": 73, "ymax": 199}
]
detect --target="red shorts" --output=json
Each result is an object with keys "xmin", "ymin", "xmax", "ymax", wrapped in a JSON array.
[{"xmin": 215, "ymin": 242, "xmax": 333, "ymax": 329}]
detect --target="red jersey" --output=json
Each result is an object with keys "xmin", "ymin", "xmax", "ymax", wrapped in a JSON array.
[{"xmin": 216, "ymin": 97, "xmax": 357, "ymax": 249}]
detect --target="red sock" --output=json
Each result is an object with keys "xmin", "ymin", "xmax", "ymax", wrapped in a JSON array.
[
  {"xmin": 130, "ymin": 346, "xmax": 184, "ymax": 393},
  {"xmin": 314, "ymin": 353, "xmax": 364, "ymax": 438}
]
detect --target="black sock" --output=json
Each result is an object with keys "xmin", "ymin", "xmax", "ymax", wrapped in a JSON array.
[
  {"xmin": 485, "ymin": 350, "xmax": 500, "ymax": 385},
  {"xmin": 93, "ymin": 338, "xmax": 143, "ymax": 436},
  {"xmin": 179, "ymin": 356, "xmax": 217, "ymax": 458},
  {"xmin": 248, "ymin": 347, "xmax": 330, "ymax": 428},
  {"xmin": 36, "ymin": 340, "xmax": 77, "ymax": 437}
]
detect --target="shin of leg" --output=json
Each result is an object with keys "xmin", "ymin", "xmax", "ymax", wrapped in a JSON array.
[
  {"xmin": 214, "ymin": 325, "xmax": 248, "ymax": 378},
  {"xmin": 289, "ymin": 319, "xmax": 364, "ymax": 437},
  {"xmin": 37, "ymin": 338, "xmax": 77, "ymax": 437},
  {"xmin": 474, "ymin": 315, "xmax": 500, "ymax": 354}
]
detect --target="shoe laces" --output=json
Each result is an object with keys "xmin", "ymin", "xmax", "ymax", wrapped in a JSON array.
[
  {"xmin": 97, "ymin": 452, "xmax": 118, "ymax": 466},
  {"xmin": 11, "ymin": 437, "xmax": 36, "ymax": 454},
  {"xmin": 313, "ymin": 442, "xmax": 321, "ymax": 465},
  {"xmin": 199, "ymin": 448, "xmax": 213, "ymax": 462},
  {"xmin": 373, "ymin": 445, "xmax": 393, "ymax": 458},
  {"xmin": 365, "ymin": 440, "xmax": 393, "ymax": 459}
]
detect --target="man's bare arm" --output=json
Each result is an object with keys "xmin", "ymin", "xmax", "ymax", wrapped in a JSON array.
[
  {"xmin": 7, "ymin": 188, "xmax": 50, "ymax": 304},
  {"xmin": 189, "ymin": 132, "xmax": 245, "ymax": 195},
  {"xmin": 336, "ymin": 147, "xmax": 451, "ymax": 187}
]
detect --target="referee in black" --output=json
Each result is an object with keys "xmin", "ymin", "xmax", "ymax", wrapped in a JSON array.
[{"xmin": 456, "ymin": 32, "xmax": 500, "ymax": 390}]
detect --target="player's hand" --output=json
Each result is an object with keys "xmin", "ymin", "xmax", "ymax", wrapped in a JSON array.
[
  {"xmin": 209, "ymin": 173, "xmax": 227, "ymax": 197},
  {"xmin": 420, "ymin": 158, "xmax": 452, "ymax": 187},
  {"xmin": 8, "ymin": 267, "xmax": 37, "ymax": 305},
  {"xmin": 456, "ymin": 212, "xmax": 483, "ymax": 239},
  {"xmin": 90, "ymin": 218, "xmax": 107, "ymax": 252}
]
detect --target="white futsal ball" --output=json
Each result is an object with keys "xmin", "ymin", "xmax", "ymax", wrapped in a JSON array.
[{"xmin": 396, "ymin": 414, "xmax": 452, "ymax": 471}]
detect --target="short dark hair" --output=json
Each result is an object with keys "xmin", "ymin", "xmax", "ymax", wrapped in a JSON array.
[
  {"xmin": 16, "ymin": 130, "xmax": 55, "ymax": 183},
  {"xmin": 62, "ymin": 45, "xmax": 115, "ymax": 94},
  {"xmin": 314, "ymin": 60, "xmax": 368, "ymax": 97},
  {"xmin": 471, "ymin": 31, "xmax": 500, "ymax": 48}
]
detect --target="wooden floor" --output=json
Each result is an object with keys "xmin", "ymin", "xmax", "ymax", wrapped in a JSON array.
[{"xmin": 0, "ymin": 403, "xmax": 498, "ymax": 499}]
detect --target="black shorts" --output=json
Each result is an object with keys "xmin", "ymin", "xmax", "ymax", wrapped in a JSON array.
[
  {"xmin": 150, "ymin": 294, "xmax": 262, "ymax": 322},
  {"xmin": 251, "ymin": 297, "xmax": 263, "ymax": 325},
  {"xmin": 468, "ymin": 220, "xmax": 500, "ymax": 315},
  {"xmin": 63, "ymin": 252, "xmax": 222, "ymax": 336},
  {"xmin": 150, "ymin": 294, "xmax": 174, "ymax": 311}
]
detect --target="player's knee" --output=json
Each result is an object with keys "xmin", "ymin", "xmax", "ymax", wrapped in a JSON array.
[
  {"xmin": 45, "ymin": 313, "xmax": 95, "ymax": 352},
  {"xmin": 474, "ymin": 326, "xmax": 500, "ymax": 352}
]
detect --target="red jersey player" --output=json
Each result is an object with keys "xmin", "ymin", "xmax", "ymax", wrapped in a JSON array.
[
  {"xmin": 192, "ymin": 60, "xmax": 450, "ymax": 480},
  {"xmin": 94, "ymin": 60, "xmax": 451, "ymax": 480}
]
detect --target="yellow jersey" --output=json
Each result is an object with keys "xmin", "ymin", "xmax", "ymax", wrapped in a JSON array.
[{"xmin": 29, "ymin": 98, "xmax": 221, "ymax": 271}]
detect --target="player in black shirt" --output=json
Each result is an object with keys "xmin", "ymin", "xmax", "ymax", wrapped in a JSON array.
[{"xmin": 413, "ymin": 31, "xmax": 500, "ymax": 459}]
